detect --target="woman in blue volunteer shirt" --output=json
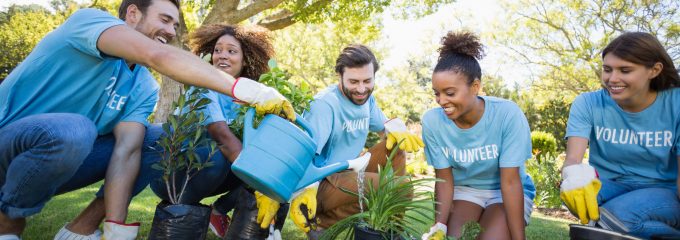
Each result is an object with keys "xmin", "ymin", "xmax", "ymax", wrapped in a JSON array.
[
  {"xmin": 421, "ymin": 31, "xmax": 535, "ymax": 240},
  {"xmin": 150, "ymin": 24, "xmax": 287, "ymax": 239},
  {"xmin": 561, "ymin": 32, "xmax": 680, "ymax": 238}
]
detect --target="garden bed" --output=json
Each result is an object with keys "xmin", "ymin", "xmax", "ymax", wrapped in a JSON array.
[{"xmin": 535, "ymin": 207, "xmax": 577, "ymax": 222}]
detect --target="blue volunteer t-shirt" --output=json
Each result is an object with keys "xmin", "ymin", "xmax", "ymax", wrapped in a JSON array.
[
  {"xmin": 566, "ymin": 89, "xmax": 680, "ymax": 186},
  {"xmin": 0, "ymin": 8, "xmax": 158, "ymax": 135},
  {"xmin": 196, "ymin": 88, "xmax": 242, "ymax": 126},
  {"xmin": 303, "ymin": 85, "xmax": 387, "ymax": 166},
  {"xmin": 422, "ymin": 96, "xmax": 535, "ymax": 199}
]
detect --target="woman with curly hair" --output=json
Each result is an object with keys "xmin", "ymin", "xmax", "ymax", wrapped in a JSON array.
[
  {"xmin": 421, "ymin": 31, "xmax": 536, "ymax": 240},
  {"xmin": 150, "ymin": 24, "xmax": 286, "ymax": 239}
]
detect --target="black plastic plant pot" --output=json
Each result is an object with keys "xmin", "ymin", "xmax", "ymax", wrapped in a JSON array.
[
  {"xmin": 353, "ymin": 224, "xmax": 405, "ymax": 240},
  {"xmin": 569, "ymin": 224, "xmax": 642, "ymax": 240},
  {"xmin": 148, "ymin": 201, "xmax": 211, "ymax": 240},
  {"xmin": 354, "ymin": 225, "xmax": 384, "ymax": 240}
]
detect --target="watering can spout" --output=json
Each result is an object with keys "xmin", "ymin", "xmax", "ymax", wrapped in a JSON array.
[{"xmin": 295, "ymin": 155, "xmax": 349, "ymax": 190}]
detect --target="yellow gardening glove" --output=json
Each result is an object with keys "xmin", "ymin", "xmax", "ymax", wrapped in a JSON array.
[
  {"xmin": 560, "ymin": 163, "xmax": 601, "ymax": 224},
  {"xmin": 384, "ymin": 118, "xmax": 424, "ymax": 152},
  {"xmin": 232, "ymin": 77, "xmax": 296, "ymax": 121},
  {"xmin": 255, "ymin": 191, "xmax": 281, "ymax": 229},
  {"xmin": 289, "ymin": 182, "xmax": 319, "ymax": 232},
  {"xmin": 421, "ymin": 222, "xmax": 447, "ymax": 240},
  {"xmin": 102, "ymin": 220, "xmax": 139, "ymax": 240}
]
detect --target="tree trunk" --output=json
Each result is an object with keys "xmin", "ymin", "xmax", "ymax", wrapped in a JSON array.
[{"xmin": 154, "ymin": 10, "xmax": 189, "ymax": 123}]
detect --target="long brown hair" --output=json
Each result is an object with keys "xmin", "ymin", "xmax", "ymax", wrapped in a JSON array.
[
  {"xmin": 189, "ymin": 24, "xmax": 274, "ymax": 80},
  {"xmin": 602, "ymin": 32, "xmax": 680, "ymax": 91}
]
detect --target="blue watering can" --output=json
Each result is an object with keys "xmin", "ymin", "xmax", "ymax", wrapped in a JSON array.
[{"xmin": 231, "ymin": 108, "xmax": 350, "ymax": 202}]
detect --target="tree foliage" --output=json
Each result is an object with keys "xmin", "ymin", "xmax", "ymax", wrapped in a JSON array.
[
  {"xmin": 0, "ymin": 1, "xmax": 81, "ymax": 80},
  {"xmin": 272, "ymin": 18, "xmax": 382, "ymax": 92},
  {"xmin": 377, "ymin": 56, "xmax": 436, "ymax": 123},
  {"xmin": 494, "ymin": 0, "xmax": 680, "ymax": 98},
  {"xmin": 193, "ymin": 0, "xmax": 452, "ymax": 30},
  {"xmin": 153, "ymin": 0, "xmax": 453, "ymax": 123}
]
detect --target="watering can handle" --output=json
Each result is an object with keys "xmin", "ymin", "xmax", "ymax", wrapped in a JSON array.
[
  {"xmin": 294, "ymin": 114, "xmax": 314, "ymax": 141},
  {"xmin": 243, "ymin": 108, "xmax": 256, "ymax": 146},
  {"xmin": 243, "ymin": 108, "xmax": 314, "ymax": 145}
]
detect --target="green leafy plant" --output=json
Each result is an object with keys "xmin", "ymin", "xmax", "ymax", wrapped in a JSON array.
[
  {"xmin": 530, "ymin": 131, "xmax": 558, "ymax": 163},
  {"xmin": 526, "ymin": 152, "xmax": 563, "ymax": 208},
  {"xmin": 529, "ymin": 98, "xmax": 570, "ymax": 152},
  {"xmin": 321, "ymin": 144, "xmax": 439, "ymax": 239},
  {"xmin": 457, "ymin": 221, "xmax": 483, "ymax": 240},
  {"xmin": 153, "ymin": 85, "xmax": 217, "ymax": 204},
  {"xmin": 228, "ymin": 59, "xmax": 314, "ymax": 140}
]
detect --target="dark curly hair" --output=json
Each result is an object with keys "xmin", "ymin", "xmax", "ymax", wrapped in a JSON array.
[
  {"xmin": 189, "ymin": 24, "xmax": 274, "ymax": 80},
  {"xmin": 603, "ymin": 32, "xmax": 680, "ymax": 91},
  {"xmin": 434, "ymin": 31, "xmax": 485, "ymax": 85}
]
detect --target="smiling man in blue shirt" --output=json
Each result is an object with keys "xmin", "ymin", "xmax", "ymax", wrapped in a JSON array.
[
  {"xmin": 266, "ymin": 44, "xmax": 424, "ymax": 238},
  {"xmin": 0, "ymin": 0, "xmax": 294, "ymax": 239}
]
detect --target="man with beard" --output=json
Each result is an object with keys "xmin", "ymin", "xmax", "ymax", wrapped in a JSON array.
[
  {"xmin": 254, "ymin": 44, "xmax": 425, "ymax": 238},
  {"xmin": 0, "ymin": 0, "xmax": 293, "ymax": 239}
]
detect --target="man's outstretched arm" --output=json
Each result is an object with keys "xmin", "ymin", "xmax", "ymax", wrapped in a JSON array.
[
  {"xmin": 97, "ymin": 25, "xmax": 234, "ymax": 95},
  {"xmin": 96, "ymin": 25, "xmax": 296, "ymax": 121}
]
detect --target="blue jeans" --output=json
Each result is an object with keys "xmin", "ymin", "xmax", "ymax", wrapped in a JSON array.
[
  {"xmin": 149, "ymin": 143, "xmax": 242, "ymax": 206},
  {"xmin": 597, "ymin": 179, "xmax": 680, "ymax": 239},
  {"xmin": 0, "ymin": 113, "xmax": 164, "ymax": 218}
]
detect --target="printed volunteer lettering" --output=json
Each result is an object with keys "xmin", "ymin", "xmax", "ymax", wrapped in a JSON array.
[
  {"xmin": 595, "ymin": 126, "xmax": 672, "ymax": 147},
  {"xmin": 342, "ymin": 117, "xmax": 369, "ymax": 133},
  {"xmin": 104, "ymin": 76, "xmax": 129, "ymax": 111},
  {"xmin": 440, "ymin": 144, "xmax": 499, "ymax": 163}
]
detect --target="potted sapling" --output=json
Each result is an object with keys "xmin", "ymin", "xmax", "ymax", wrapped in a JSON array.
[{"xmin": 148, "ymin": 86, "xmax": 217, "ymax": 240}]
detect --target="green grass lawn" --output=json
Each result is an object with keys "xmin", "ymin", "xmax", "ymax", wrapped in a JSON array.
[{"xmin": 24, "ymin": 182, "xmax": 573, "ymax": 239}]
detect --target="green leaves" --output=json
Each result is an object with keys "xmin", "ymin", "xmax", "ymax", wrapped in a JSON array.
[
  {"xmin": 531, "ymin": 131, "xmax": 558, "ymax": 159},
  {"xmin": 495, "ymin": 0, "xmax": 680, "ymax": 98},
  {"xmin": 321, "ymin": 144, "xmax": 440, "ymax": 239},
  {"xmin": 229, "ymin": 59, "xmax": 314, "ymax": 139},
  {"xmin": 153, "ymin": 86, "xmax": 218, "ymax": 204}
]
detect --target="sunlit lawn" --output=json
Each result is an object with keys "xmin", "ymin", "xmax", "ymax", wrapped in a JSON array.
[{"xmin": 24, "ymin": 182, "xmax": 572, "ymax": 239}]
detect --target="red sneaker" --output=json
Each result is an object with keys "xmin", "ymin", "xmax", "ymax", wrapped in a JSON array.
[{"xmin": 209, "ymin": 210, "xmax": 231, "ymax": 238}]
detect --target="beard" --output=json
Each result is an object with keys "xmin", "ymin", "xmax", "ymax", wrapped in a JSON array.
[{"xmin": 341, "ymin": 81, "xmax": 373, "ymax": 105}]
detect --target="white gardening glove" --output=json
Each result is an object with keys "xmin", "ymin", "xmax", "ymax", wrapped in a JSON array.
[
  {"xmin": 347, "ymin": 152, "xmax": 371, "ymax": 173},
  {"xmin": 232, "ymin": 77, "xmax": 295, "ymax": 121},
  {"xmin": 421, "ymin": 222, "xmax": 447, "ymax": 240},
  {"xmin": 384, "ymin": 118, "xmax": 424, "ymax": 152},
  {"xmin": 54, "ymin": 223, "xmax": 101, "ymax": 240},
  {"xmin": 560, "ymin": 163, "xmax": 601, "ymax": 224},
  {"xmin": 289, "ymin": 182, "xmax": 319, "ymax": 232},
  {"xmin": 102, "ymin": 220, "xmax": 139, "ymax": 240},
  {"xmin": 0, "ymin": 234, "xmax": 20, "ymax": 240}
]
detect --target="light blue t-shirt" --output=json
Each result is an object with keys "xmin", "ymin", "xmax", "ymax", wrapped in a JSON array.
[
  {"xmin": 422, "ymin": 96, "xmax": 535, "ymax": 199},
  {"xmin": 566, "ymin": 89, "xmax": 680, "ymax": 186},
  {"xmin": 0, "ymin": 8, "xmax": 158, "ymax": 135},
  {"xmin": 303, "ymin": 85, "xmax": 387, "ymax": 166},
  {"xmin": 197, "ymin": 89, "xmax": 242, "ymax": 125}
]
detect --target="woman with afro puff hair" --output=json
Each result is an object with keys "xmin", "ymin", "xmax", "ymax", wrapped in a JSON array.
[
  {"xmin": 149, "ymin": 24, "xmax": 288, "ymax": 239},
  {"xmin": 421, "ymin": 31, "xmax": 536, "ymax": 240}
]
